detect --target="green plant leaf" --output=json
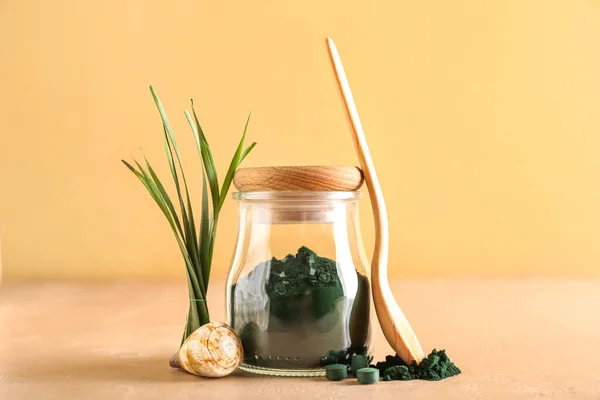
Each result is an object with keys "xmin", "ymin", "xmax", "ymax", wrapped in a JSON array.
[
  {"xmin": 240, "ymin": 142, "xmax": 257, "ymax": 163},
  {"xmin": 124, "ymin": 164, "xmax": 207, "ymax": 342},
  {"xmin": 122, "ymin": 160, "xmax": 178, "ymax": 238},
  {"xmin": 200, "ymin": 165, "xmax": 211, "ymax": 286},
  {"xmin": 123, "ymin": 87, "xmax": 256, "ymax": 344},
  {"xmin": 135, "ymin": 156, "xmax": 206, "ymax": 301},
  {"xmin": 149, "ymin": 92, "xmax": 205, "ymax": 298},
  {"xmin": 184, "ymin": 109, "xmax": 211, "ymax": 285},
  {"xmin": 190, "ymin": 100, "xmax": 220, "ymax": 213},
  {"xmin": 122, "ymin": 160, "xmax": 200, "ymax": 292},
  {"xmin": 219, "ymin": 113, "xmax": 251, "ymax": 210},
  {"xmin": 140, "ymin": 153, "xmax": 184, "ymax": 238},
  {"xmin": 150, "ymin": 88, "xmax": 197, "ymax": 252},
  {"xmin": 163, "ymin": 133, "xmax": 200, "ymax": 271}
]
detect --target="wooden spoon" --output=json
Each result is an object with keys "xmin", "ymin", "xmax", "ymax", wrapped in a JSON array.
[{"xmin": 326, "ymin": 37, "xmax": 425, "ymax": 365}]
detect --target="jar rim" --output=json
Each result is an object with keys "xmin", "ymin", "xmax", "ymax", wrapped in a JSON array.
[{"xmin": 232, "ymin": 191, "xmax": 363, "ymax": 202}]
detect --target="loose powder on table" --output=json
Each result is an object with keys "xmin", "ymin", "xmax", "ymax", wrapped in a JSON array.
[{"xmin": 374, "ymin": 349, "xmax": 461, "ymax": 381}]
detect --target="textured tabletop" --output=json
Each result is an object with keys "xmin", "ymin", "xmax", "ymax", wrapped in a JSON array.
[{"xmin": 1, "ymin": 279, "xmax": 598, "ymax": 399}]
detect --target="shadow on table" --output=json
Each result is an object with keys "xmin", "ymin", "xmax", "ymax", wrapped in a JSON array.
[{"xmin": 17, "ymin": 354, "xmax": 262, "ymax": 383}]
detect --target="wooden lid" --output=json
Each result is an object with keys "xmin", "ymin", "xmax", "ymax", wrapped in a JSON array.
[{"xmin": 233, "ymin": 166, "xmax": 364, "ymax": 192}]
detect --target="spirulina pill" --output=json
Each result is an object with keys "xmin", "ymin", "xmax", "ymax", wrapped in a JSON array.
[
  {"xmin": 325, "ymin": 364, "xmax": 348, "ymax": 381},
  {"xmin": 356, "ymin": 367, "xmax": 380, "ymax": 384},
  {"xmin": 351, "ymin": 354, "xmax": 368, "ymax": 372}
]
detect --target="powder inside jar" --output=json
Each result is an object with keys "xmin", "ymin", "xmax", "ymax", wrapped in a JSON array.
[{"xmin": 232, "ymin": 246, "xmax": 370, "ymax": 370}]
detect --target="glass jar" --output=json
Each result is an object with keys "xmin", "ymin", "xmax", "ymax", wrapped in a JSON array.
[{"xmin": 226, "ymin": 191, "xmax": 371, "ymax": 377}]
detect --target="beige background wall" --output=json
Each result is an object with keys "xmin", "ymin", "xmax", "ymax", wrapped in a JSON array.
[{"xmin": 1, "ymin": 1, "xmax": 600, "ymax": 281}]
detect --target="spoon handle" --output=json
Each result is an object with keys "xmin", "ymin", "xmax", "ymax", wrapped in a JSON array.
[{"xmin": 326, "ymin": 37, "xmax": 425, "ymax": 364}]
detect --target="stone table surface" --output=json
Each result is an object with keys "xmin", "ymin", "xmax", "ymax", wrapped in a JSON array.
[{"xmin": 0, "ymin": 279, "xmax": 599, "ymax": 399}]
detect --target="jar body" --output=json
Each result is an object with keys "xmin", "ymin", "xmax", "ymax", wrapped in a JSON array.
[{"xmin": 227, "ymin": 192, "xmax": 371, "ymax": 376}]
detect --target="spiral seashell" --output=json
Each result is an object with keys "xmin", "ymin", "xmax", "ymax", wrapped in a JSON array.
[{"xmin": 177, "ymin": 321, "xmax": 243, "ymax": 378}]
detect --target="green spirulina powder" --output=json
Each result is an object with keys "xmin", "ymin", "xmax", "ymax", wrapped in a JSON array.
[
  {"xmin": 375, "ymin": 349, "xmax": 461, "ymax": 381},
  {"xmin": 265, "ymin": 246, "xmax": 344, "ymax": 322},
  {"xmin": 232, "ymin": 246, "xmax": 370, "ymax": 370}
]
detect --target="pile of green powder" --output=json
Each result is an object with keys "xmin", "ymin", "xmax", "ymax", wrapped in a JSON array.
[
  {"xmin": 374, "ymin": 349, "xmax": 461, "ymax": 381},
  {"xmin": 264, "ymin": 246, "xmax": 344, "ymax": 321}
]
